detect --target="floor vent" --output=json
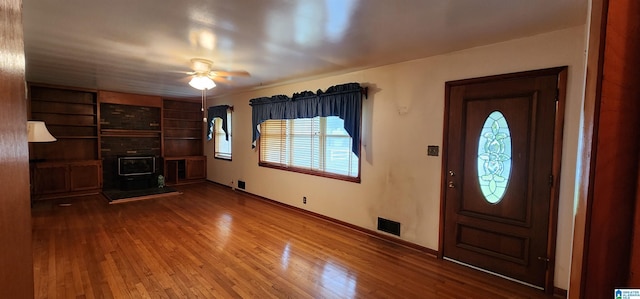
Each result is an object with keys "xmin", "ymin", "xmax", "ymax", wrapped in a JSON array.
[
  {"xmin": 377, "ymin": 217, "xmax": 401, "ymax": 236},
  {"xmin": 237, "ymin": 180, "xmax": 246, "ymax": 189}
]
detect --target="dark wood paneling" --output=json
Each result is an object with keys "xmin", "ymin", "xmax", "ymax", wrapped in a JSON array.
[
  {"xmin": 581, "ymin": 0, "xmax": 640, "ymax": 297},
  {"xmin": 164, "ymin": 119, "xmax": 202, "ymax": 129},
  {"xmin": 0, "ymin": 0, "xmax": 35, "ymax": 297},
  {"xmin": 33, "ymin": 163, "xmax": 69, "ymax": 194},
  {"xmin": 186, "ymin": 156, "xmax": 206, "ymax": 179},
  {"xmin": 30, "ymin": 139, "xmax": 98, "ymax": 161},
  {"xmin": 163, "ymin": 98, "xmax": 200, "ymax": 110},
  {"xmin": 30, "ymin": 113, "xmax": 96, "ymax": 126},
  {"xmin": 32, "ymin": 160, "xmax": 103, "ymax": 199},
  {"xmin": 30, "ymin": 83, "xmax": 96, "ymax": 103},
  {"xmin": 631, "ymin": 159, "xmax": 640, "ymax": 285},
  {"xmin": 164, "ymin": 139, "xmax": 203, "ymax": 157},
  {"xmin": 164, "ymin": 128, "xmax": 202, "ymax": 138},
  {"xmin": 69, "ymin": 161, "xmax": 102, "ymax": 190},
  {"xmin": 163, "ymin": 109, "xmax": 201, "ymax": 120},
  {"xmin": 99, "ymin": 90, "xmax": 162, "ymax": 107}
]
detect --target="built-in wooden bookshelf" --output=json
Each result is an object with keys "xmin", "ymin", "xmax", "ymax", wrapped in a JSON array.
[
  {"xmin": 29, "ymin": 84, "xmax": 102, "ymax": 199},
  {"xmin": 27, "ymin": 86, "xmax": 208, "ymax": 195},
  {"xmin": 162, "ymin": 99, "xmax": 206, "ymax": 184},
  {"xmin": 29, "ymin": 85, "xmax": 99, "ymax": 161}
]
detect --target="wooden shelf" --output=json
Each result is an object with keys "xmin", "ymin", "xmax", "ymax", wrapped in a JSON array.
[
  {"xmin": 29, "ymin": 85, "xmax": 99, "ymax": 162},
  {"xmin": 48, "ymin": 123, "xmax": 98, "ymax": 127},
  {"xmin": 29, "ymin": 84, "xmax": 101, "ymax": 199},
  {"xmin": 30, "ymin": 111, "xmax": 96, "ymax": 117},
  {"xmin": 164, "ymin": 127, "xmax": 201, "ymax": 131},
  {"xmin": 55, "ymin": 136, "xmax": 99, "ymax": 139},
  {"xmin": 163, "ymin": 127, "xmax": 202, "ymax": 132},
  {"xmin": 163, "ymin": 99, "xmax": 204, "ymax": 158},
  {"xmin": 31, "ymin": 98, "xmax": 97, "ymax": 106},
  {"xmin": 163, "ymin": 108, "xmax": 201, "ymax": 112},
  {"xmin": 163, "ymin": 117, "xmax": 202, "ymax": 122},
  {"xmin": 164, "ymin": 137, "xmax": 201, "ymax": 140}
]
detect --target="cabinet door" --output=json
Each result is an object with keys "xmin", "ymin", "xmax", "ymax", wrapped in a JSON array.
[
  {"xmin": 69, "ymin": 161, "xmax": 102, "ymax": 191},
  {"xmin": 186, "ymin": 157, "xmax": 206, "ymax": 179},
  {"xmin": 33, "ymin": 164, "xmax": 69, "ymax": 194}
]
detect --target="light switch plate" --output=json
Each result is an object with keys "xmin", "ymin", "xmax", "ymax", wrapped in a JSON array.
[{"xmin": 427, "ymin": 145, "xmax": 439, "ymax": 156}]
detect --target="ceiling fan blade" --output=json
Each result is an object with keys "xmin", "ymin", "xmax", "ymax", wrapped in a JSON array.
[
  {"xmin": 211, "ymin": 76, "xmax": 233, "ymax": 84},
  {"xmin": 210, "ymin": 70, "xmax": 250, "ymax": 77},
  {"xmin": 168, "ymin": 70, "xmax": 196, "ymax": 75}
]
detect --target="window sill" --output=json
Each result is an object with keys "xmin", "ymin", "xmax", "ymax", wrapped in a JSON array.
[
  {"xmin": 214, "ymin": 155, "xmax": 232, "ymax": 161},
  {"xmin": 258, "ymin": 162, "xmax": 360, "ymax": 183}
]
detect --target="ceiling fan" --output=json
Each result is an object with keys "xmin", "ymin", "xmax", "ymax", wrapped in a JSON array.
[
  {"xmin": 186, "ymin": 58, "xmax": 250, "ymax": 90},
  {"xmin": 184, "ymin": 58, "xmax": 249, "ymax": 122}
]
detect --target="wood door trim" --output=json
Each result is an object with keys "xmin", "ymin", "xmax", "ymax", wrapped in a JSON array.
[
  {"xmin": 568, "ymin": 1, "xmax": 607, "ymax": 297},
  {"xmin": 576, "ymin": 0, "xmax": 640, "ymax": 296},
  {"xmin": 438, "ymin": 67, "xmax": 568, "ymax": 294},
  {"xmin": 545, "ymin": 67, "xmax": 568, "ymax": 294}
]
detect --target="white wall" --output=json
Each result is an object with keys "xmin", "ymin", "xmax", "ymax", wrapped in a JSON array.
[{"xmin": 205, "ymin": 25, "xmax": 586, "ymax": 289}]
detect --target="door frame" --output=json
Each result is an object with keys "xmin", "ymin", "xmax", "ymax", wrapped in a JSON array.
[{"xmin": 438, "ymin": 67, "xmax": 568, "ymax": 294}]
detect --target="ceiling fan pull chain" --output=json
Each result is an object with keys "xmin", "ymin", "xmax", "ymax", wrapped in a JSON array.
[{"xmin": 202, "ymin": 89, "xmax": 207, "ymax": 122}]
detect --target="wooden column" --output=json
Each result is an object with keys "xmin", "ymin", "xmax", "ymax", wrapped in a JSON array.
[
  {"xmin": 573, "ymin": 0, "xmax": 640, "ymax": 297},
  {"xmin": 0, "ymin": 0, "xmax": 35, "ymax": 298},
  {"xmin": 631, "ymin": 158, "xmax": 640, "ymax": 286}
]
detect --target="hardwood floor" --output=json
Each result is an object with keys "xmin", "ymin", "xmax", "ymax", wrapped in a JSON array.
[{"xmin": 32, "ymin": 182, "xmax": 556, "ymax": 298}]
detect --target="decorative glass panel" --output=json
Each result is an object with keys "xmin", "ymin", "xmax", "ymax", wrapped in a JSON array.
[{"xmin": 477, "ymin": 111, "xmax": 512, "ymax": 204}]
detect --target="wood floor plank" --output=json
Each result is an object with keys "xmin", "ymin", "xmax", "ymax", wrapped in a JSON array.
[{"xmin": 32, "ymin": 182, "xmax": 558, "ymax": 298}]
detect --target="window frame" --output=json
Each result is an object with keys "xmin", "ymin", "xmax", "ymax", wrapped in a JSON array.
[
  {"xmin": 258, "ymin": 116, "xmax": 361, "ymax": 183},
  {"xmin": 213, "ymin": 108, "xmax": 232, "ymax": 161}
]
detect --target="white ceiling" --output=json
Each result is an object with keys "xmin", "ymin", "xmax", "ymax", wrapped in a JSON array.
[{"xmin": 23, "ymin": 0, "xmax": 588, "ymax": 99}]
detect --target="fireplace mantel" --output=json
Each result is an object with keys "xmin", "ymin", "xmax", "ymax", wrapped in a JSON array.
[{"xmin": 101, "ymin": 129, "xmax": 161, "ymax": 138}]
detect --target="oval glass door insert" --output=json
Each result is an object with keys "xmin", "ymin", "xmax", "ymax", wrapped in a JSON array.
[{"xmin": 477, "ymin": 111, "xmax": 512, "ymax": 204}]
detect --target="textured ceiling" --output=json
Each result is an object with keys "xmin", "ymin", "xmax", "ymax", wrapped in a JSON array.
[{"xmin": 23, "ymin": 0, "xmax": 588, "ymax": 99}]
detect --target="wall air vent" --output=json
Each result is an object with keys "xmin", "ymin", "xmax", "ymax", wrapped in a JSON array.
[
  {"xmin": 377, "ymin": 217, "xmax": 401, "ymax": 236},
  {"xmin": 237, "ymin": 180, "xmax": 246, "ymax": 190}
]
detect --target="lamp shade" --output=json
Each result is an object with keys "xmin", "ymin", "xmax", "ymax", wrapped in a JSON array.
[
  {"xmin": 188, "ymin": 75, "xmax": 216, "ymax": 90},
  {"xmin": 27, "ymin": 121, "xmax": 56, "ymax": 142}
]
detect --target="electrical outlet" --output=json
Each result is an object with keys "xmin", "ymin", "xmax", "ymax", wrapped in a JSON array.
[{"xmin": 303, "ymin": 196, "xmax": 307, "ymax": 204}]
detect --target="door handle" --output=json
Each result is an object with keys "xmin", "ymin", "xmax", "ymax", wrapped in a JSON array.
[{"xmin": 448, "ymin": 181, "xmax": 455, "ymax": 188}]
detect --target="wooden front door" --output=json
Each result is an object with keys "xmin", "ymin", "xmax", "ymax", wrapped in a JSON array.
[{"xmin": 442, "ymin": 67, "xmax": 566, "ymax": 290}]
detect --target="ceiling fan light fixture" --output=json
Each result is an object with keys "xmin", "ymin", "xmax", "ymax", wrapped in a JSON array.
[{"xmin": 189, "ymin": 75, "xmax": 216, "ymax": 90}]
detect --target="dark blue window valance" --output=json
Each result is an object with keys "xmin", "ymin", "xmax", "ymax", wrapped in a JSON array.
[
  {"xmin": 207, "ymin": 105, "xmax": 230, "ymax": 141},
  {"xmin": 250, "ymin": 82, "xmax": 363, "ymax": 157}
]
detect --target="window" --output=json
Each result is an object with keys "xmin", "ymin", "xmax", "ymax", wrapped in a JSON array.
[
  {"xmin": 477, "ymin": 111, "xmax": 512, "ymax": 204},
  {"xmin": 213, "ymin": 109, "xmax": 232, "ymax": 160},
  {"xmin": 259, "ymin": 116, "xmax": 359, "ymax": 181}
]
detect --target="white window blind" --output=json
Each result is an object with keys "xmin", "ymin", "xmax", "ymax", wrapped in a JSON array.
[
  {"xmin": 214, "ymin": 110, "xmax": 232, "ymax": 159},
  {"xmin": 259, "ymin": 116, "xmax": 359, "ymax": 180}
]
